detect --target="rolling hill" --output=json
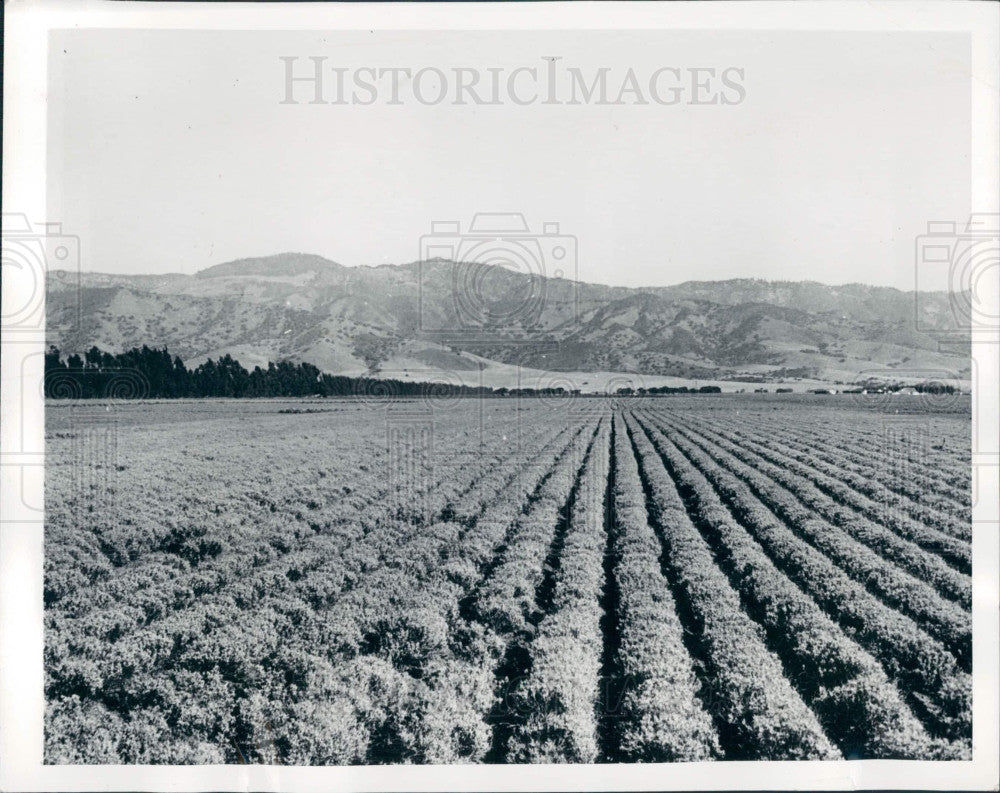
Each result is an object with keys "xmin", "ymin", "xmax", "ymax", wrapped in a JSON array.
[{"xmin": 45, "ymin": 253, "xmax": 970, "ymax": 390}]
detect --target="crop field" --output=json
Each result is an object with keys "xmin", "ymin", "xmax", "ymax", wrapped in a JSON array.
[{"xmin": 44, "ymin": 395, "xmax": 972, "ymax": 764}]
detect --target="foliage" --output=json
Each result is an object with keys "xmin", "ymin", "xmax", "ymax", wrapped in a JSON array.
[{"xmin": 45, "ymin": 397, "xmax": 971, "ymax": 763}]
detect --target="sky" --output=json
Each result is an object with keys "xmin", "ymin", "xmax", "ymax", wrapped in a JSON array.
[{"xmin": 47, "ymin": 28, "xmax": 971, "ymax": 290}]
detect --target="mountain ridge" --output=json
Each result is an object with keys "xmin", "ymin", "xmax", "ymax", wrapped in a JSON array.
[
  {"xmin": 73, "ymin": 253, "xmax": 938, "ymax": 295},
  {"xmin": 46, "ymin": 253, "xmax": 969, "ymax": 388}
]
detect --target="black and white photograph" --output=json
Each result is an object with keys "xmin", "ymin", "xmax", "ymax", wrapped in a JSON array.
[{"xmin": 1, "ymin": 2, "xmax": 998, "ymax": 791}]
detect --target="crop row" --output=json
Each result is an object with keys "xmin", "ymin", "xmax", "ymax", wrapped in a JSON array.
[
  {"xmin": 707, "ymin": 417, "xmax": 972, "ymax": 559},
  {"xmin": 747, "ymin": 417, "xmax": 972, "ymax": 531},
  {"xmin": 634, "ymin": 413, "xmax": 971, "ymax": 742},
  {"xmin": 623, "ymin": 413, "xmax": 840, "ymax": 760},
  {"xmin": 44, "ymin": 413, "xmax": 403, "ymax": 599},
  {"xmin": 45, "ymin": 399, "xmax": 973, "ymax": 764},
  {"xmin": 632, "ymin": 415, "xmax": 964, "ymax": 759},
  {"xmin": 504, "ymin": 418, "xmax": 612, "ymax": 762},
  {"xmin": 760, "ymin": 404, "xmax": 969, "ymax": 465},
  {"xmin": 650, "ymin": 411, "xmax": 971, "ymax": 668},
  {"xmin": 812, "ymin": 415, "xmax": 970, "ymax": 474},
  {"xmin": 733, "ymin": 420, "xmax": 970, "ymax": 541},
  {"xmin": 315, "ymin": 421, "xmax": 597, "ymax": 663},
  {"xmin": 335, "ymin": 417, "xmax": 603, "ymax": 763},
  {"xmin": 250, "ymin": 417, "xmax": 602, "ymax": 764},
  {"xmin": 755, "ymin": 416, "xmax": 971, "ymax": 515},
  {"xmin": 606, "ymin": 415, "xmax": 721, "ymax": 761},
  {"xmin": 672, "ymin": 412, "xmax": 972, "ymax": 595},
  {"xmin": 469, "ymin": 423, "xmax": 601, "ymax": 638},
  {"xmin": 49, "ymin": 409, "xmax": 569, "ymax": 634},
  {"xmin": 45, "ymin": 413, "xmax": 592, "ymax": 763},
  {"xmin": 291, "ymin": 425, "xmax": 587, "ymax": 619}
]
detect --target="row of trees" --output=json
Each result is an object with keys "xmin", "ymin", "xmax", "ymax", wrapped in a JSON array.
[
  {"xmin": 42, "ymin": 346, "xmax": 497, "ymax": 400},
  {"xmin": 853, "ymin": 381, "xmax": 960, "ymax": 394},
  {"xmin": 42, "ymin": 345, "xmax": 731, "ymax": 400}
]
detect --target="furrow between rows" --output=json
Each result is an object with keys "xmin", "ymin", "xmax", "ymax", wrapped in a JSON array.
[
  {"xmin": 623, "ymin": 412, "xmax": 840, "ymax": 760},
  {"xmin": 631, "ymin": 411, "xmax": 966, "ymax": 759},
  {"xmin": 649, "ymin": 410, "xmax": 971, "ymax": 668},
  {"xmin": 633, "ymin": 412, "xmax": 970, "ymax": 742}
]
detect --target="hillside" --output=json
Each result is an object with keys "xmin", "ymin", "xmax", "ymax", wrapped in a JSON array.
[{"xmin": 46, "ymin": 253, "xmax": 969, "ymax": 389}]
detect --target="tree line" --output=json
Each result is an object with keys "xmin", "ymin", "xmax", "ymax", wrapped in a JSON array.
[
  {"xmin": 43, "ymin": 345, "xmax": 497, "ymax": 400},
  {"xmin": 43, "ymin": 345, "xmax": 732, "ymax": 400}
]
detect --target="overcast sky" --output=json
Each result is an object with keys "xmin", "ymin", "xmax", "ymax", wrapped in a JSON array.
[{"xmin": 48, "ymin": 29, "xmax": 970, "ymax": 290}]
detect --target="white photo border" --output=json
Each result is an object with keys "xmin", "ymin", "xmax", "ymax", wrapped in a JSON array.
[{"xmin": 2, "ymin": 1, "xmax": 997, "ymax": 790}]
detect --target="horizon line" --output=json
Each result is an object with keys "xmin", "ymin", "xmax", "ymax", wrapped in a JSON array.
[{"xmin": 55, "ymin": 253, "xmax": 950, "ymax": 295}]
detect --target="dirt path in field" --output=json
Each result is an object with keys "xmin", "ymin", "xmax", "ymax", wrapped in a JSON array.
[{"xmin": 597, "ymin": 415, "xmax": 625, "ymax": 761}]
